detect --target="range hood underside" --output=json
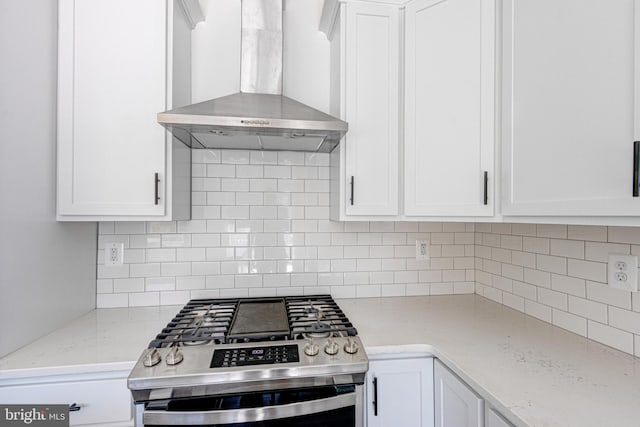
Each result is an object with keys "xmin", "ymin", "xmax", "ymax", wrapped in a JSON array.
[
  {"xmin": 165, "ymin": 123, "xmax": 342, "ymax": 153},
  {"xmin": 159, "ymin": 93, "xmax": 347, "ymax": 153}
]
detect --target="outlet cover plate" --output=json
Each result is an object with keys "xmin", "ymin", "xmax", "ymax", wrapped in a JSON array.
[
  {"xmin": 608, "ymin": 254, "xmax": 638, "ymax": 292},
  {"xmin": 105, "ymin": 242, "xmax": 124, "ymax": 266},
  {"xmin": 416, "ymin": 239, "xmax": 430, "ymax": 260}
]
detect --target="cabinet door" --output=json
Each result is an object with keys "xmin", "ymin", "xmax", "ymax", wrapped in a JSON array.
[
  {"xmin": 344, "ymin": 2, "xmax": 400, "ymax": 216},
  {"xmin": 487, "ymin": 408, "xmax": 514, "ymax": 427},
  {"xmin": 434, "ymin": 360, "xmax": 483, "ymax": 427},
  {"xmin": 0, "ymin": 377, "xmax": 132, "ymax": 426},
  {"xmin": 502, "ymin": 0, "xmax": 640, "ymax": 216},
  {"xmin": 367, "ymin": 358, "xmax": 434, "ymax": 427},
  {"xmin": 404, "ymin": 0, "xmax": 495, "ymax": 217},
  {"xmin": 58, "ymin": 0, "xmax": 167, "ymax": 216}
]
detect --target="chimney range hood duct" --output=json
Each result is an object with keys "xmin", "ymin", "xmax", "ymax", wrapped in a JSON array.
[{"xmin": 158, "ymin": 0, "xmax": 347, "ymax": 153}]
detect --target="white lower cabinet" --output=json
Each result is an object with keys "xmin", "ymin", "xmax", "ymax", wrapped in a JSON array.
[
  {"xmin": 434, "ymin": 359, "xmax": 483, "ymax": 427},
  {"xmin": 0, "ymin": 371, "xmax": 133, "ymax": 426},
  {"xmin": 486, "ymin": 407, "xmax": 514, "ymax": 427},
  {"xmin": 366, "ymin": 356, "xmax": 434, "ymax": 427}
]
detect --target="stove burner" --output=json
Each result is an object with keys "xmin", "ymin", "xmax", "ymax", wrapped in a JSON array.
[
  {"xmin": 301, "ymin": 304, "xmax": 324, "ymax": 320},
  {"xmin": 303, "ymin": 322, "xmax": 335, "ymax": 339}
]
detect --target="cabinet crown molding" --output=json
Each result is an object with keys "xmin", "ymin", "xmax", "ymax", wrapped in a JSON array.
[{"xmin": 320, "ymin": 0, "xmax": 411, "ymax": 40}]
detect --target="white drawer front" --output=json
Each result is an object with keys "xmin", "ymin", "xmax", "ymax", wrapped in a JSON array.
[{"xmin": 0, "ymin": 378, "xmax": 132, "ymax": 426}]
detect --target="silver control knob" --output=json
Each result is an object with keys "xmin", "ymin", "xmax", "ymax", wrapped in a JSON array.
[
  {"xmin": 304, "ymin": 341, "xmax": 320, "ymax": 357},
  {"xmin": 343, "ymin": 338, "xmax": 359, "ymax": 355},
  {"xmin": 142, "ymin": 348, "xmax": 161, "ymax": 367},
  {"xmin": 324, "ymin": 339, "xmax": 339, "ymax": 356},
  {"xmin": 166, "ymin": 346, "xmax": 184, "ymax": 366}
]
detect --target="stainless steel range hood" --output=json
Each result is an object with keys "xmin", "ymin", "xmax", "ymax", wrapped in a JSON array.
[{"xmin": 158, "ymin": 0, "xmax": 347, "ymax": 153}]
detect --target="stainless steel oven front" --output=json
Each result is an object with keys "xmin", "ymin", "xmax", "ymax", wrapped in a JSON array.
[
  {"xmin": 134, "ymin": 383, "xmax": 364, "ymax": 427},
  {"xmin": 128, "ymin": 296, "xmax": 368, "ymax": 427}
]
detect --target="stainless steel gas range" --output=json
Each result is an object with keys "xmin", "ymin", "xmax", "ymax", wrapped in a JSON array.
[{"xmin": 128, "ymin": 295, "xmax": 368, "ymax": 426}]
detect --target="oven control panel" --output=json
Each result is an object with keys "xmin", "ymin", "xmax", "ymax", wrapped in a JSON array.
[{"xmin": 210, "ymin": 345, "xmax": 299, "ymax": 368}]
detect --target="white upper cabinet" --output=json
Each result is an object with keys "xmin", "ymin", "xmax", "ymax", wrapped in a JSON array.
[
  {"xmin": 57, "ymin": 0, "xmax": 199, "ymax": 221},
  {"xmin": 344, "ymin": 2, "xmax": 400, "ymax": 216},
  {"xmin": 323, "ymin": 0, "xmax": 497, "ymax": 221},
  {"xmin": 502, "ymin": 0, "xmax": 640, "ymax": 216},
  {"xmin": 326, "ymin": 0, "xmax": 401, "ymax": 220},
  {"xmin": 404, "ymin": 0, "xmax": 495, "ymax": 217}
]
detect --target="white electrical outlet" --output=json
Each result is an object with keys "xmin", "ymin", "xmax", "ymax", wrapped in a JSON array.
[
  {"xmin": 608, "ymin": 254, "xmax": 638, "ymax": 292},
  {"xmin": 105, "ymin": 242, "xmax": 124, "ymax": 266},
  {"xmin": 416, "ymin": 239, "xmax": 430, "ymax": 260}
]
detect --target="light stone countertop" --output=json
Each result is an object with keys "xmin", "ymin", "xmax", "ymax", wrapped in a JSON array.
[{"xmin": 1, "ymin": 295, "xmax": 639, "ymax": 427}]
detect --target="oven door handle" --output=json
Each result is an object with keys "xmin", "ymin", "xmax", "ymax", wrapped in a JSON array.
[{"xmin": 143, "ymin": 393, "xmax": 356, "ymax": 425}]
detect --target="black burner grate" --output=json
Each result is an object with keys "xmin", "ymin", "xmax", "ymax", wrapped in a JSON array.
[{"xmin": 148, "ymin": 295, "xmax": 357, "ymax": 348}]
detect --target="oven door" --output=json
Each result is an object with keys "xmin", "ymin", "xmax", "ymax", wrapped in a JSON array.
[{"xmin": 141, "ymin": 384, "xmax": 364, "ymax": 427}]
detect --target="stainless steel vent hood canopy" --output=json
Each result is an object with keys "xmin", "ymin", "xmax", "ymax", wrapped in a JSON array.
[{"xmin": 158, "ymin": 0, "xmax": 347, "ymax": 153}]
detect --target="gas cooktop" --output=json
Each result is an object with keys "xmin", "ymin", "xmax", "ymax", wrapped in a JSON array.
[
  {"xmin": 148, "ymin": 295, "xmax": 359, "ymax": 348},
  {"xmin": 128, "ymin": 295, "xmax": 368, "ymax": 403}
]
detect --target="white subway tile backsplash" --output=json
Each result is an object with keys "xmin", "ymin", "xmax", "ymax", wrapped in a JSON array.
[
  {"xmin": 550, "ymin": 239, "xmax": 584, "ymax": 259},
  {"xmin": 382, "ymin": 284, "xmax": 407, "ymax": 297},
  {"xmin": 193, "ymin": 149, "xmax": 220, "ymax": 164},
  {"xmin": 536, "ymin": 254, "xmax": 567, "ymax": 275},
  {"xmin": 608, "ymin": 227, "xmax": 640, "ymax": 245},
  {"xmin": 523, "ymin": 237, "xmax": 550, "ymax": 255},
  {"xmin": 551, "ymin": 274, "xmax": 586, "ymax": 297},
  {"xmin": 221, "ymin": 150, "xmax": 250, "ymax": 164},
  {"xmin": 513, "ymin": 281, "xmax": 537, "ymax": 300},
  {"xmin": 525, "ymin": 300, "xmax": 552, "ymax": 322},
  {"xmin": 608, "ymin": 307, "xmax": 640, "ymax": 335},
  {"xmin": 145, "ymin": 277, "xmax": 175, "ymax": 292},
  {"xmin": 536, "ymin": 224, "xmax": 567, "ymax": 239},
  {"xmin": 161, "ymin": 262, "xmax": 191, "ymax": 277},
  {"xmin": 587, "ymin": 320, "xmax": 634, "ymax": 354},
  {"xmin": 250, "ymin": 151, "xmax": 277, "ymax": 165},
  {"xmin": 344, "ymin": 246, "xmax": 369, "ymax": 259},
  {"xmin": 236, "ymin": 193, "xmax": 263, "ymax": 206},
  {"xmin": 160, "ymin": 291, "xmax": 191, "ymax": 305},
  {"xmin": 552, "ymin": 309, "xmax": 587, "ymax": 336},
  {"xmin": 503, "ymin": 292, "xmax": 525, "ymax": 311},
  {"xmin": 97, "ymin": 279, "xmax": 113, "ymax": 294},
  {"xmin": 97, "ymin": 264, "xmax": 129, "ymax": 279},
  {"xmin": 207, "ymin": 164, "xmax": 235, "ymax": 177},
  {"xmin": 97, "ymin": 294, "xmax": 129, "ymax": 308},
  {"xmin": 511, "ymin": 223, "xmax": 537, "ymax": 236},
  {"xmin": 538, "ymin": 288, "xmax": 568, "ymax": 310},
  {"xmin": 567, "ymin": 259, "xmax": 606, "ymax": 283},
  {"xmin": 584, "ymin": 242, "xmax": 630, "ymax": 262},
  {"xmin": 129, "ymin": 292, "xmax": 160, "ymax": 307},
  {"xmin": 221, "ymin": 179, "xmax": 249, "ymax": 192},
  {"xmin": 113, "ymin": 278, "xmax": 144, "ymax": 293},
  {"xmin": 370, "ymin": 271, "xmax": 393, "ymax": 284},
  {"xmin": 176, "ymin": 277, "xmax": 206, "ymax": 290},
  {"xmin": 97, "ymin": 153, "xmax": 640, "ymax": 359},
  {"xmin": 500, "ymin": 235, "xmax": 522, "ymax": 250},
  {"xmin": 206, "ymin": 275, "xmax": 234, "ymax": 289}
]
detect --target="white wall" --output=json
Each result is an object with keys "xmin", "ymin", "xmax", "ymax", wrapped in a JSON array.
[
  {"xmin": 192, "ymin": 0, "xmax": 331, "ymax": 112},
  {"xmin": 0, "ymin": 0, "xmax": 97, "ymax": 357}
]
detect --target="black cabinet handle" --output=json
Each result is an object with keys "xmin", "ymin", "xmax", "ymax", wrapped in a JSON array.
[
  {"xmin": 350, "ymin": 176, "xmax": 354, "ymax": 206},
  {"xmin": 69, "ymin": 403, "xmax": 81, "ymax": 412},
  {"xmin": 372, "ymin": 377, "xmax": 378, "ymax": 416},
  {"xmin": 154, "ymin": 173, "xmax": 160, "ymax": 205},
  {"xmin": 633, "ymin": 142, "xmax": 639, "ymax": 197},
  {"xmin": 483, "ymin": 171, "xmax": 488, "ymax": 205}
]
